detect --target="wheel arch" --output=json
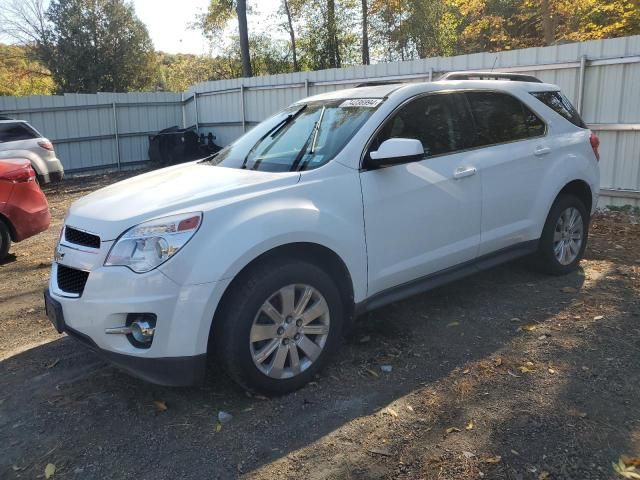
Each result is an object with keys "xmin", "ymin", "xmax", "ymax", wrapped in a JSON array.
[
  {"xmin": 0, "ymin": 212, "xmax": 17, "ymax": 241},
  {"xmin": 556, "ymin": 179, "xmax": 593, "ymax": 217},
  {"xmin": 206, "ymin": 242, "xmax": 356, "ymax": 353}
]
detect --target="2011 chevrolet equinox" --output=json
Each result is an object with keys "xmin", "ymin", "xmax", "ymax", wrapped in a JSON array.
[{"xmin": 45, "ymin": 73, "xmax": 600, "ymax": 394}]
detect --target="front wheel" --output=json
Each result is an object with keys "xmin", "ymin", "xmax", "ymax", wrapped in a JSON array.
[
  {"xmin": 213, "ymin": 260, "xmax": 344, "ymax": 395},
  {"xmin": 533, "ymin": 194, "xmax": 589, "ymax": 275}
]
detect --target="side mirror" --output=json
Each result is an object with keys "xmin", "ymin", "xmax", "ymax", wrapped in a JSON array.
[{"xmin": 368, "ymin": 138, "xmax": 424, "ymax": 167}]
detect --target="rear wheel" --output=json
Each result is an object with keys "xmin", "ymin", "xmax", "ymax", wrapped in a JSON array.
[
  {"xmin": 213, "ymin": 260, "xmax": 344, "ymax": 395},
  {"xmin": 533, "ymin": 194, "xmax": 589, "ymax": 275},
  {"xmin": 0, "ymin": 219, "xmax": 11, "ymax": 262}
]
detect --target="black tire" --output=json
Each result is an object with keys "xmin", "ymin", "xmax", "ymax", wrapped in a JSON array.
[
  {"xmin": 0, "ymin": 219, "xmax": 11, "ymax": 262},
  {"xmin": 213, "ymin": 260, "xmax": 344, "ymax": 395},
  {"xmin": 533, "ymin": 194, "xmax": 589, "ymax": 275}
]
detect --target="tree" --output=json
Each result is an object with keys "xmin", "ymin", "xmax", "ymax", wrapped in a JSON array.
[
  {"xmin": 361, "ymin": 0, "xmax": 370, "ymax": 64},
  {"xmin": 282, "ymin": 0, "xmax": 299, "ymax": 71},
  {"xmin": 0, "ymin": 44, "xmax": 55, "ymax": 96},
  {"xmin": 0, "ymin": 0, "xmax": 158, "ymax": 93},
  {"xmin": 198, "ymin": 0, "xmax": 252, "ymax": 77}
]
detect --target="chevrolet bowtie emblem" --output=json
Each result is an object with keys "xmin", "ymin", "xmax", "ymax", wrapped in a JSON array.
[{"xmin": 54, "ymin": 246, "xmax": 65, "ymax": 262}]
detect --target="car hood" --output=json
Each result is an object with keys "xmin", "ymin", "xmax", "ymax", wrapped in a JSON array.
[{"xmin": 66, "ymin": 162, "xmax": 301, "ymax": 240}]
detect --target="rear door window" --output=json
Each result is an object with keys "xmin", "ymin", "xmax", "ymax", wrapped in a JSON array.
[
  {"xmin": 466, "ymin": 91, "xmax": 544, "ymax": 147},
  {"xmin": 531, "ymin": 91, "xmax": 586, "ymax": 128},
  {"xmin": 369, "ymin": 92, "xmax": 475, "ymax": 158},
  {"xmin": 0, "ymin": 123, "xmax": 38, "ymax": 142}
]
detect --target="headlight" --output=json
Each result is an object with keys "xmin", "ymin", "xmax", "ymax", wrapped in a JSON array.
[{"xmin": 105, "ymin": 212, "xmax": 202, "ymax": 273}]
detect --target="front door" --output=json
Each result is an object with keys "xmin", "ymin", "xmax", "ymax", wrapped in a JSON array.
[{"xmin": 360, "ymin": 92, "xmax": 482, "ymax": 297}]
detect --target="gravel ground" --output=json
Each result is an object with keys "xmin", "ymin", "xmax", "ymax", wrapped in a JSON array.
[{"xmin": 0, "ymin": 172, "xmax": 639, "ymax": 480}]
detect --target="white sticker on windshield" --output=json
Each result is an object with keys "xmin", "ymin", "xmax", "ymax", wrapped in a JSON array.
[{"xmin": 340, "ymin": 98, "xmax": 383, "ymax": 108}]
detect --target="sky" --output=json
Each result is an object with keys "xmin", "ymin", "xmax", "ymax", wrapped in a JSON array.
[
  {"xmin": 132, "ymin": 0, "xmax": 283, "ymax": 55},
  {"xmin": 0, "ymin": 0, "xmax": 284, "ymax": 55}
]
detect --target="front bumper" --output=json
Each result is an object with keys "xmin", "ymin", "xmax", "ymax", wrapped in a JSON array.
[
  {"xmin": 45, "ymin": 289, "xmax": 206, "ymax": 386},
  {"xmin": 47, "ymin": 257, "xmax": 225, "ymax": 386}
]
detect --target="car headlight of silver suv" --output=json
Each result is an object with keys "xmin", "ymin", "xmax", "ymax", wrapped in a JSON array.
[{"xmin": 105, "ymin": 212, "xmax": 202, "ymax": 273}]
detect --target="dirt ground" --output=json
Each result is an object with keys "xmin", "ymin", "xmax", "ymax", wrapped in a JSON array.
[{"xmin": 1, "ymin": 172, "xmax": 639, "ymax": 480}]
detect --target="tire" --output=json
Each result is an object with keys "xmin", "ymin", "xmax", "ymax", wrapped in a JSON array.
[
  {"xmin": 0, "ymin": 219, "xmax": 11, "ymax": 262},
  {"xmin": 533, "ymin": 194, "xmax": 589, "ymax": 275},
  {"xmin": 213, "ymin": 260, "xmax": 344, "ymax": 395}
]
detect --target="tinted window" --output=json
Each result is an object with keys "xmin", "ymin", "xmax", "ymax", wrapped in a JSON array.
[
  {"xmin": 466, "ymin": 92, "xmax": 544, "ymax": 146},
  {"xmin": 531, "ymin": 91, "xmax": 586, "ymax": 128},
  {"xmin": 0, "ymin": 123, "xmax": 37, "ymax": 142},
  {"xmin": 370, "ymin": 92, "xmax": 475, "ymax": 158}
]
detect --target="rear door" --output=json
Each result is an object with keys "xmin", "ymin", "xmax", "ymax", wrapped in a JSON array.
[
  {"xmin": 360, "ymin": 92, "xmax": 482, "ymax": 296},
  {"xmin": 464, "ymin": 91, "xmax": 549, "ymax": 255}
]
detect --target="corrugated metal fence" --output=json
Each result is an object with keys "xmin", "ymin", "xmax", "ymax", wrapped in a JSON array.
[{"xmin": 2, "ymin": 35, "xmax": 640, "ymax": 205}]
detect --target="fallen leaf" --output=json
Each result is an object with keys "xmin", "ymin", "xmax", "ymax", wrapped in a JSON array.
[
  {"xmin": 511, "ymin": 449, "xmax": 520, "ymax": 456},
  {"xmin": 507, "ymin": 370, "xmax": 521, "ymax": 378},
  {"xmin": 622, "ymin": 457, "xmax": 640, "ymax": 467},
  {"xmin": 518, "ymin": 366, "xmax": 535, "ymax": 373},
  {"xmin": 466, "ymin": 420, "xmax": 474, "ymax": 430},
  {"xmin": 494, "ymin": 357, "xmax": 503, "ymax": 367},
  {"xmin": 447, "ymin": 321, "xmax": 460, "ymax": 327},
  {"xmin": 45, "ymin": 359, "xmax": 60, "ymax": 369},
  {"xmin": 241, "ymin": 407, "xmax": 253, "ymax": 413},
  {"xmin": 548, "ymin": 368, "xmax": 556, "ymax": 374},
  {"xmin": 613, "ymin": 458, "xmax": 640, "ymax": 479},
  {"xmin": 406, "ymin": 405, "xmax": 414, "ymax": 413},
  {"xmin": 594, "ymin": 315, "xmax": 604, "ymax": 320},
  {"xmin": 446, "ymin": 427, "xmax": 461, "ymax": 434},
  {"xmin": 385, "ymin": 408, "xmax": 398, "ymax": 418},
  {"xmin": 538, "ymin": 471, "xmax": 550, "ymax": 480},
  {"xmin": 520, "ymin": 324, "xmax": 537, "ymax": 332},
  {"xmin": 562, "ymin": 286, "xmax": 578, "ymax": 293},
  {"xmin": 359, "ymin": 335, "xmax": 371, "ymax": 343},
  {"xmin": 368, "ymin": 448, "xmax": 393, "ymax": 457},
  {"xmin": 215, "ymin": 422, "xmax": 222, "ymax": 432},
  {"xmin": 462, "ymin": 451, "xmax": 475, "ymax": 458},
  {"xmin": 45, "ymin": 463, "xmax": 56, "ymax": 479},
  {"xmin": 483, "ymin": 456, "xmax": 502, "ymax": 464},
  {"xmin": 153, "ymin": 400, "xmax": 168, "ymax": 412},
  {"xmin": 366, "ymin": 368, "xmax": 379, "ymax": 378},
  {"xmin": 463, "ymin": 368, "xmax": 470, "ymax": 374}
]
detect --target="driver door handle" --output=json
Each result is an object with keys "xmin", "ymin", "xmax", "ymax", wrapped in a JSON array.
[{"xmin": 453, "ymin": 166, "xmax": 477, "ymax": 179}]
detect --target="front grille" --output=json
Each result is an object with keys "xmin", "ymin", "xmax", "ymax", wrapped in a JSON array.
[
  {"xmin": 65, "ymin": 227, "xmax": 100, "ymax": 249},
  {"xmin": 57, "ymin": 264, "xmax": 90, "ymax": 296}
]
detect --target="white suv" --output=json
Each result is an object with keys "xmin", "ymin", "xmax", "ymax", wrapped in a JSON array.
[
  {"xmin": 45, "ymin": 73, "xmax": 600, "ymax": 394},
  {"xmin": 0, "ymin": 119, "xmax": 64, "ymax": 184}
]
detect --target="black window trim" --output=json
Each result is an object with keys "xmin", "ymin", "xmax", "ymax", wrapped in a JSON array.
[
  {"xmin": 360, "ymin": 88, "xmax": 548, "ymax": 171},
  {"xmin": 529, "ymin": 90, "xmax": 587, "ymax": 129},
  {"xmin": 0, "ymin": 121, "xmax": 41, "ymax": 143}
]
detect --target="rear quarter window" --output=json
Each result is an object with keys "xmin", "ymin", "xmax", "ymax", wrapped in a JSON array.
[
  {"xmin": 531, "ymin": 91, "xmax": 586, "ymax": 128},
  {"xmin": 0, "ymin": 123, "xmax": 38, "ymax": 142}
]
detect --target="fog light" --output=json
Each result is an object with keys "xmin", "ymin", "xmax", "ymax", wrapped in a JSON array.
[
  {"xmin": 126, "ymin": 313, "xmax": 156, "ymax": 348},
  {"xmin": 131, "ymin": 319, "xmax": 155, "ymax": 343}
]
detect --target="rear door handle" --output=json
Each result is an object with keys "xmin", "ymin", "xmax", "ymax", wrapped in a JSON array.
[
  {"xmin": 453, "ymin": 166, "xmax": 477, "ymax": 179},
  {"xmin": 534, "ymin": 146, "xmax": 551, "ymax": 156}
]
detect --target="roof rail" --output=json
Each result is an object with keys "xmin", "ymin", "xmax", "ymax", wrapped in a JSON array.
[
  {"xmin": 355, "ymin": 81, "xmax": 404, "ymax": 88},
  {"xmin": 438, "ymin": 71, "xmax": 543, "ymax": 83}
]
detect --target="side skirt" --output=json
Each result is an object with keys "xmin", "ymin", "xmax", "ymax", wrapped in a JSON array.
[{"xmin": 355, "ymin": 240, "xmax": 539, "ymax": 315}]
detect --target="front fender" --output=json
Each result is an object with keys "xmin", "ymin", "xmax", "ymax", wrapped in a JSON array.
[{"xmin": 159, "ymin": 162, "xmax": 368, "ymax": 302}]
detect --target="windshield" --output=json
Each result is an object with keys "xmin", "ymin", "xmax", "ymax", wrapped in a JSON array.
[{"xmin": 203, "ymin": 98, "xmax": 382, "ymax": 172}]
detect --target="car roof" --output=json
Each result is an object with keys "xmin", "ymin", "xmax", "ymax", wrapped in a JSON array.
[{"xmin": 302, "ymin": 78, "xmax": 560, "ymax": 103}]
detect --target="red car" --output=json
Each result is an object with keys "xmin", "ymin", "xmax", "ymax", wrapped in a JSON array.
[{"xmin": 0, "ymin": 159, "xmax": 51, "ymax": 261}]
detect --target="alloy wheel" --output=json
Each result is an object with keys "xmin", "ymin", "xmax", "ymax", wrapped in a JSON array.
[
  {"xmin": 553, "ymin": 207, "xmax": 584, "ymax": 265},
  {"xmin": 249, "ymin": 284, "xmax": 330, "ymax": 379}
]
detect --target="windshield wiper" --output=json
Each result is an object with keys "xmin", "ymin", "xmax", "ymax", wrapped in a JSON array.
[
  {"xmin": 291, "ymin": 106, "xmax": 326, "ymax": 172},
  {"xmin": 241, "ymin": 104, "xmax": 307, "ymax": 169}
]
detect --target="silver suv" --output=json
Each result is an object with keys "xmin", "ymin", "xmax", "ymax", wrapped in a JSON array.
[{"xmin": 0, "ymin": 119, "xmax": 64, "ymax": 184}]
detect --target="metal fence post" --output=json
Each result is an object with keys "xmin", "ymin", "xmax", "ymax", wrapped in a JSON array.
[
  {"xmin": 112, "ymin": 102, "xmax": 121, "ymax": 171},
  {"xmin": 240, "ymin": 84, "xmax": 246, "ymax": 132},
  {"xmin": 305, "ymin": 79, "xmax": 310, "ymax": 97},
  {"xmin": 194, "ymin": 93, "xmax": 199, "ymax": 131},
  {"xmin": 577, "ymin": 54, "xmax": 587, "ymax": 114},
  {"xmin": 180, "ymin": 92, "xmax": 186, "ymax": 128},
  {"xmin": 428, "ymin": 67, "xmax": 433, "ymax": 82}
]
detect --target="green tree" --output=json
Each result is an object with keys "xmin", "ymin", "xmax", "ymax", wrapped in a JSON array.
[{"xmin": 43, "ymin": 0, "xmax": 158, "ymax": 92}]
